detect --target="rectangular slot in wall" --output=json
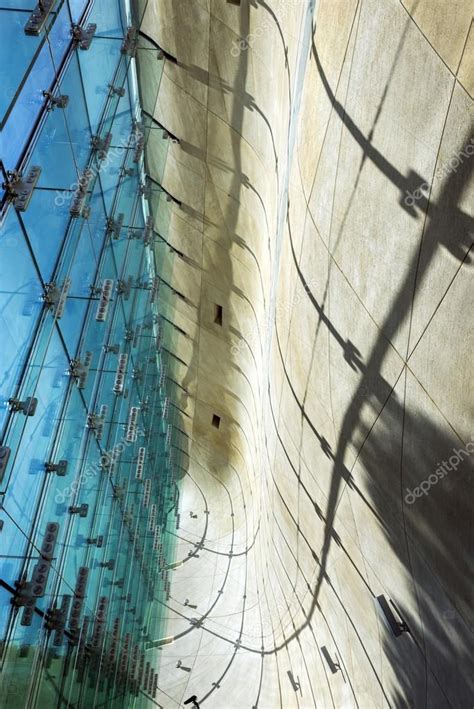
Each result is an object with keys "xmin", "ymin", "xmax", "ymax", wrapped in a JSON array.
[
  {"xmin": 212, "ymin": 414, "xmax": 221, "ymax": 429},
  {"xmin": 213, "ymin": 304, "xmax": 223, "ymax": 326}
]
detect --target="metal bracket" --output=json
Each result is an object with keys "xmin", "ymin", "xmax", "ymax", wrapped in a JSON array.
[
  {"xmin": 113, "ymin": 353, "xmax": 128, "ymax": 395},
  {"xmin": 138, "ymin": 181, "xmax": 150, "ymax": 199},
  {"xmin": 71, "ymin": 23, "xmax": 97, "ymax": 50},
  {"xmin": 2, "ymin": 167, "xmax": 41, "ymax": 212},
  {"xmin": 69, "ymin": 569, "xmax": 87, "ymax": 639},
  {"xmin": 24, "ymin": 1, "xmax": 55, "ymax": 36},
  {"xmin": 13, "ymin": 580, "xmax": 36, "ymax": 627},
  {"xmin": 14, "ymin": 522, "xmax": 59, "ymax": 625},
  {"xmin": 95, "ymin": 278, "xmax": 114, "ymax": 322},
  {"xmin": 133, "ymin": 140, "xmax": 144, "ymax": 164},
  {"xmin": 39, "ymin": 522, "xmax": 59, "ymax": 560},
  {"xmin": 135, "ymin": 278, "xmax": 149, "ymax": 290},
  {"xmin": 12, "ymin": 575, "xmax": 32, "ymax": 603},
  {"xmin": 104, "ymin": 343, "xmax": 120, "ymax": 355},
  {"xmin": 150, "ymin": 276, "xmax": 160, "ymax": 300},
  {"xmin": 92, "ymin": 404, "xmax": 107, "ymax": 440},
  {"xmin": 86, "ymin": 536, "xmax": 103, "ymax": 547},
  {"xmin": 45, "ymin": 595, "xmax": 71, "ymax": 645},
  {"xmin": 159, "ymin": 364, "xmax": 167, "ymax": 390},
  {"xmin": 156, "ymin": 47, "xmax": 178, "ymax": 64},
  {"xmin": 43, "ymin": 277, "xmax": 71, "ymax": 319},
  {"xmin": 116, "ymin": 276, "xmax": 133, "ymax": 300},
  {"xmin": 86, "ymin": 412, "xmax": 99, "ymax": 430},
  {"xmin": 142, "ymin": 215, "xmax": 154, "ymax": 245},
  {"xmin": 125, "ymin": 406, "xmax": 139, "ymax": 443},
  {"xmin": 109, "ymin": 84, "xmax": 126, "ymax": 97},
  {"xmin": 69, "ymin": 504, "xmax": 89, "ymax": 518},
  {"xmin": 132, "ymin": 367, "xmax": 143, "ymax": 383},
  {"xmin": 70, "ymin": 169, "xmax": 92, "ymax": 217},
  {"xmin": 131, "ymin": 121, "xmax": 145, "ymax": 162},
  {"xmin": 106, "ymin": 213, "xmax": 123, "ymax": 239},
  {"xmin": 45, "ymin": 460, "xmax": 68, "ymax": 476},
  {"xmin": 68, "ymin": 352, "xmax": 92, "ymax": 389},
  {"xmin": 91, "ymin": 132, "xmax": 112, "ymax": 160},
  {"xmin": 121, "ymin": 26, "xmax": 138, "ymax": 57},
  {"xmin": 135, "ymin": 447, "xmax": 146, "ymax": 480},
  {"xmin": 8, "ymin": 397, "xmax": 38, "ymax": 417},
  {"xmin": 42, "ymin": 90, "xmax": 69, "ymax": 110}
]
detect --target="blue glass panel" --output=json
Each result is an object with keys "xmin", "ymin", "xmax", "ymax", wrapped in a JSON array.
[
  {"xmin": 114, "ymin": 170, "xmax": 139, "ymax": 226},
  {"xmin": 0, "ymin": 606, "xmax": 45, "ymax": 706},
  {"xmin": 70, "ymin": 222, "xmax": 100, "ymax": 295},
  {"xmin": 98, "ymin": 234, "xmax": 120, "ymax": 282},
  {"xmin": 0, "ymin": 38, "xmax": 54, "ymax": 168},
  {"xmin": 92, "ymin": 154, "xmax": 119, "ymax": 216},
  {"xmin": 0, "ymin": 513, "xmax": 25, "ymax": 594},
  {"xmin": 108, "ymin": 229, "xmax": 129, "ymax": 280},
  {"xmin": 0, "ymin": 10, "xmax": 42, "ymax": 122},
  {"xmin": 84, "ymin": 173, "xmax": 107, "ymax": 243},
  {"xmin": 57, "ymin": 52, "xmax": 93, "ymax": 174},
  {"xmin": 67, "ymin": 0, "xmax": 89, "ymax": 23},
  {"xmin": 89, "ymin": 0, "xmax": 125, "ymax": 38},
  {"xmin": 28, "ymin": 98, "xmax": 78, "ymax": 189},
  {"xmin": 110, "ymin": 77, "xmax": 134, "ymax": 130},
  {"xmin": 41, "ymin": 386, "xmax": 87, "ymax": 521},
  {"xmin": 0, "ymin": 1, "xmax": 36, "ymax": 7},
  {"xmin": 57, "ymin": 298, "xmax": 89, "ymax": 356},
  {"xmin": 20, "ymin": 189, "xmax": 71, "ymax": 281},
  {"xmin": 74, "ymin": 313, "xmax": 108, "ymax": 407},
  {"xmin": 2, "ymin": 330, "xmax": 69, "ymax": 527},
  {"xmin": 78, "ymin": 38, "xmax": 120, "ymax": 137},
  {"xmin": 102, "ymin": 55, "xmax": 132, "ymax": 140},
  {"xmin": 0, "ymin": 208, "xmax": 43, "ymax": 432},
  {"xmin": 46, "ymin": 0, "xmax": 73, "ymax": 70}
]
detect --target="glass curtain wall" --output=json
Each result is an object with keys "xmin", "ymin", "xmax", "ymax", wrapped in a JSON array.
[{"xmin": 0, "ymin": 1, "xmax": 183, "ymax": 706}]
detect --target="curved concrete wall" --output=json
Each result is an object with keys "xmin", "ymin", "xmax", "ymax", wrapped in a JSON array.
[{"xmin": 135, "ymin": 1, "xmax": 473, "ymax": 706}]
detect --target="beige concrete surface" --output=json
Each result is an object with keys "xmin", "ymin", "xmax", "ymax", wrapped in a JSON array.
[{"xmin": 134, "ymin": 0, "xmax": 473, "ymax": 706}]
